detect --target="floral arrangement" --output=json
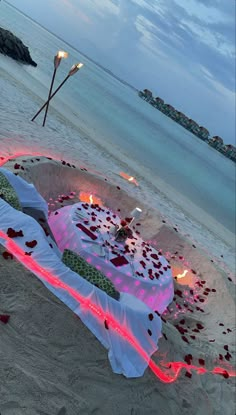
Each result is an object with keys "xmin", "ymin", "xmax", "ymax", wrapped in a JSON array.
[{"xmin": 114, "ymin": 219, "xmax": 133, "ymax": 242}]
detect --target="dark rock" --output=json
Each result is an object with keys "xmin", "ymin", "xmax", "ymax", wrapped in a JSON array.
[{"xmin": 0, "ymin": 27, "xmax": 37, "ymax": 67}]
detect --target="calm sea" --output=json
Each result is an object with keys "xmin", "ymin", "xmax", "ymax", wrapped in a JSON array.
[{"xmin": 0, "ymin": 2, "xmax": 235, "ymax": 254}]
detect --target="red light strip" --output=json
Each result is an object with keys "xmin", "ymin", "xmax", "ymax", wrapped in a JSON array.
[
  {"xmin": 1, "ymin": 153, "xmax": 235, "ymax": 382},
  {"xmin": 0, "ymin": 153, "xmax": 45, "ymax": 167},
  {"xmin": 0, "ymin": 230, "xmax": 235, "ymax": 382}
]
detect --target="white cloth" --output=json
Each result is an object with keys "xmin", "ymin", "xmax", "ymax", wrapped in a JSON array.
[
  {"xmin": 49, "ymin": 203, "xmax": 174, "ymax": 313},
  {"xmin": 0, "ymin": 167, "xmax": 48, "ymax": 217},
  {"xmin": 0, "ymin": 198, "xmax": 162, "ymax": 378}
]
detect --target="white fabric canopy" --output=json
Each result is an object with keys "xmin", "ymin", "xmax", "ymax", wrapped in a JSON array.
[
  {"xmin": 0, "ymin": 198, "xmax": 163, "ymax": 378},
  {"xmin": 0, "ymin": 167, "xmax": 48, "ymax": 217}
]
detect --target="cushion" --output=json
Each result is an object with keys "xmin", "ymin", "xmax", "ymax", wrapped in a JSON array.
[
  {"xmin": 62, "ymin": 249, "xmax": 120, "ymax": 301},
  {"xmin": 0, "ymin": 172, "xmax": 22, "ymax": 211}
]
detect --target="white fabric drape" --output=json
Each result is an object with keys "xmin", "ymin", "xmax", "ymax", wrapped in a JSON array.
[{"xmin": 0, "ymin": 198, "xmax": 162, "ymax": 378}]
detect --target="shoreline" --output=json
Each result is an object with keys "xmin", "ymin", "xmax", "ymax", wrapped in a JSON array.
[{"xmin": 0, "ymin": 57, "xmax": 235, "ymax": 262}]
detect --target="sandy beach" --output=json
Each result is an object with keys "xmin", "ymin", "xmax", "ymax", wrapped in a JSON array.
[{"xmin": 0, "ymin": 156, "xmax": 235, "ymax": 415}]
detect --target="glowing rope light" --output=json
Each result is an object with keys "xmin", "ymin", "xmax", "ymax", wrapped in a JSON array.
[
  {"xmin": 1, "ymin": 153, "xmax": 235, "ymax": 382},
  {"xmin": 0, "ymin": 229, "xmax": 235, "ymax": 382}
]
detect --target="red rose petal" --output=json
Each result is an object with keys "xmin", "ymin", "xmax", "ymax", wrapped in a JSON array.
[
  {"xmin": 198, "ymin": 358, "xmax": 205, "ymax": 366},
  {"xmin": 2, "ymin": 251, "xmax": 13, "ymax": 260},
  {"xmin": 7, "ymin": 228, "xmax": 24, "ymax": 238},
  {"xmin": 148, "ymin": 313, "xmax": 154, "ymax": 321},
  {"xmin": 185, "ymin": 371, "xmax": 192, "ymax": 378},
  {"xmin": 184, "ymin": 355, "xmax": 192, "ymax": 364},
  {"xmin": 181, "ymin": 336, "xmax": 189, "ymax": 344},
  {"xmin": 104, "ymin": 320, "xmax": 109, "ymax": 330},
  {"xmin": 25, "ymin": 240, "xmax": 37, "ymax": 249},
  {"xmin": 0, "ymin": 314, "xmax": 10, "ymax": 324}
]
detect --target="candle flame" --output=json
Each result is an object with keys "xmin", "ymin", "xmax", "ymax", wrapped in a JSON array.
[
  {"xmin": 119, "ymin": 172, "xmax": 138, "ymax": 186},
  {"xmin": 80, "ymin": 191, "xmax": 102, "ymax": 205},
  {"xmin": 176, "ymin": 270, "xmax": 188, "ymax": 279}
]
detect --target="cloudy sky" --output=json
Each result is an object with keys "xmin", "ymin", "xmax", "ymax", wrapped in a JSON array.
[{"xmin": 6, "ymin": 0, "xmax": 236, "ymax": 144}]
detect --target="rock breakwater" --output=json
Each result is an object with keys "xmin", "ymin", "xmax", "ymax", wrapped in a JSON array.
[{"xmin": 0, "ymin": 27, "xmax": 37, "ymax": 66}]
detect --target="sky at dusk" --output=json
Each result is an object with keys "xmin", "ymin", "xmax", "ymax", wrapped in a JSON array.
[{"xmin": 5, "ymin": 0, "xmax": 236, "ymax": 144}]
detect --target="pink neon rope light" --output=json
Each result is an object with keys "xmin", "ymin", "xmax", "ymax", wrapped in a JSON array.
[{"xmin": 0, "ymin": 153, "xmax": 235, "ymax": 382}]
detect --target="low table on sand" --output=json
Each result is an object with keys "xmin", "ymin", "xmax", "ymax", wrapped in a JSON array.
[{"xmin": 49, "ymin": 202, "xmax": 174, "ymax": 313}]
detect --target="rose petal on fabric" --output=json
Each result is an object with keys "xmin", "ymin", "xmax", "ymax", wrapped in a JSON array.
[
  {"xmin": 223, "ymin": 345, "xmax": 229, "ymax": 351},
  {"xmin": 196, "ymin": 323, "xmax": 204, "ymax": 330},
  {"xmin": 148, "ymin": 313, "xmax": 154, "ymax": 321},
  {"xmin": 198, "ymin": 358, "xmax": 205, "ymax": 366},
  {"xmin": 25, "ymin": 240, "xmax": 37, "ymax": 249},
  {"xmin": 7, "ymin": 228, "xmax": 24, "ymax": 238},
  {"xmin": 25, "ymin": 251, "xmax": 33, "ymax": 256},
  {"xmin": 104, "ymin": 320, "xmax": 109, "ymax": 330},
  {"xmin": 185, "ymin": 371, "xmax": 192, "ymax": 378},
  {"xmin": 147, "ymin": 329, "xmax": 152, "ymax": 336}
]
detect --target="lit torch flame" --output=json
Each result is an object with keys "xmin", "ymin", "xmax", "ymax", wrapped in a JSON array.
[
  {"xmin": 176, "ymin": 270, "xmax": 188, "ymax": 279},
  {"xmin": 89, "ymin": 194, "xmax": 93, "ymax": 204},
  {"xmin": 128, "ymin": 176, "xmax": 134, "ymax": 182}
]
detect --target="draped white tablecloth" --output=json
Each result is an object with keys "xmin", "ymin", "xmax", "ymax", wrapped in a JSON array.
[
  {"xmin": 0, "ymin": 198, "xmax": 163, "ymax": 378},
  {"xmin": 49, "ymin": 202, "xmax": 174, "ymax": 313}
]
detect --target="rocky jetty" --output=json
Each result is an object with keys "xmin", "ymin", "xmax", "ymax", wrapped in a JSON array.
[{"xmin": 0, "ymin": 27, "xmax": 37, "ymax": 67}]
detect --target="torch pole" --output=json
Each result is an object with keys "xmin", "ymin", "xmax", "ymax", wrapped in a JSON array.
[
  {"xmin": 42, "ymin": 66, "xmax": 57, "ymax": 127},
  {"xmin": 31, "ymin": 74, "xmax": 70, "ymax": 122}
]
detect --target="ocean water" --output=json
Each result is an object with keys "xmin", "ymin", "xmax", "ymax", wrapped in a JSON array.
[{"xmin": 0, "ymin": 2, "xmax": 235, "ymax": 274}]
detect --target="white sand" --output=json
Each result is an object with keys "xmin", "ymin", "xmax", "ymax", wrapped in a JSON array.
[{"xmin": 0, "ymin": 157, "xmax": 235, "ymax": 415}]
